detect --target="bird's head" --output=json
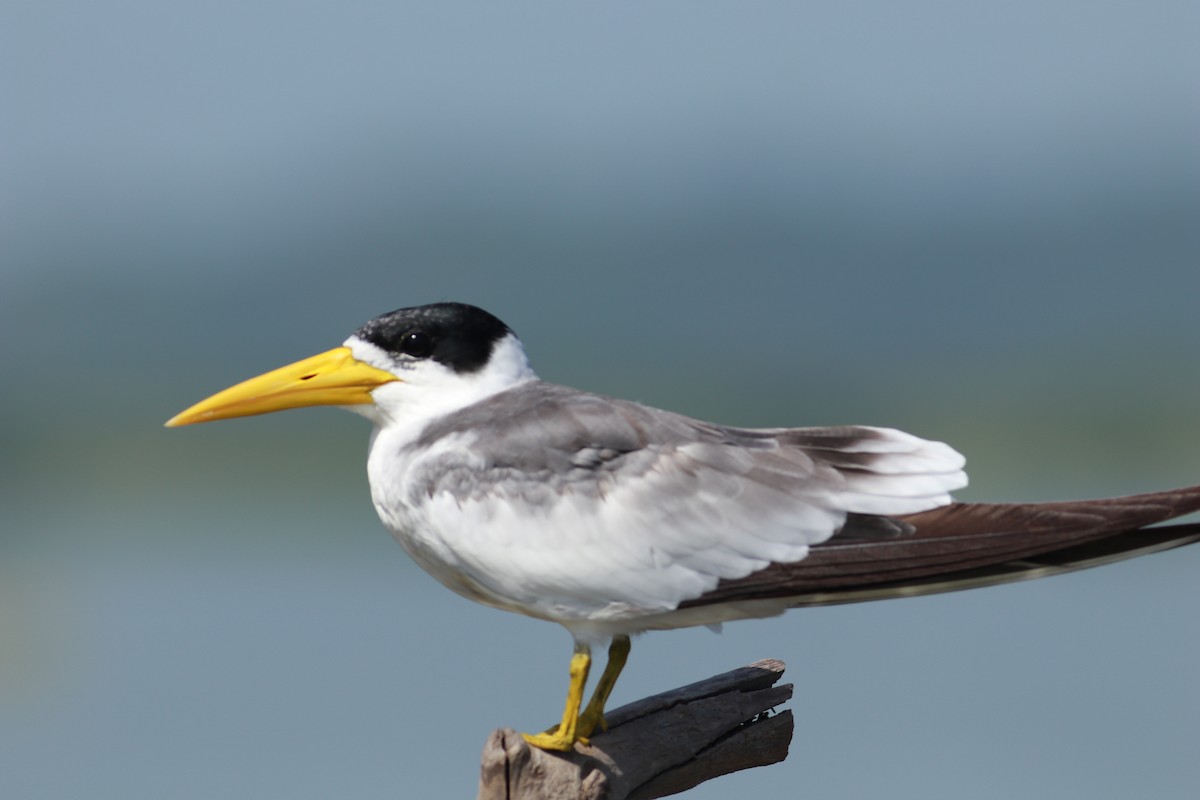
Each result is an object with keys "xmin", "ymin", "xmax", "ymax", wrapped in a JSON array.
[{"xmin": 165, "ymin": 302, "xmax": 536, "ymax": 429}]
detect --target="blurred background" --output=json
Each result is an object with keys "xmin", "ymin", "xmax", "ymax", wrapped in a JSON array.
[{"xmin": 2, "ymin": 2, "xmax": 1199, "ymax": 798}]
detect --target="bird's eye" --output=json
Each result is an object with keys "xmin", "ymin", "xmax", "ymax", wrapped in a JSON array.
[{"xmin": 399, "ymin": 330, "xmax": 434, "ymax": 358}]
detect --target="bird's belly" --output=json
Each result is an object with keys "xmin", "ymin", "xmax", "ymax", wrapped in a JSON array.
[
  {"xmin": 371, "ymin": 482, "xmax": 741, "ymax": 632},
  {"xmin": 399, "ymin": 538, "xmax": 518, "ymax": 611},
  {"xmin": 366, "ymin": 495, "xmax": 510, "ymax": 610},
  {"xmin": 376, "ymin": 506, "xmax": 623, "ymax": 623},
  {"xmin": 364, "ymin": 432, "xmax": 776, "ymax": 631},
  {"xmin": 379, "ymin": 502, "xmax": 796, "ymax": 636}
]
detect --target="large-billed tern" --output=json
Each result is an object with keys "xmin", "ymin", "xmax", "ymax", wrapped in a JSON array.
[{"xmin": 167, "ymin": 302, "xmax": 1200, "ymax": 751}]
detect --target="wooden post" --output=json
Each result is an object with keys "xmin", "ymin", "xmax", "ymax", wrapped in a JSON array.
[{"xmin": 478, "ymin": 659, "xmax": 792, "ymax": 800}]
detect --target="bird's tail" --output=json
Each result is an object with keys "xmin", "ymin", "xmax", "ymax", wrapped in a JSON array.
[{"xmin": 681, "ymin": 486, "xmax": 1200, "ymax": 609}]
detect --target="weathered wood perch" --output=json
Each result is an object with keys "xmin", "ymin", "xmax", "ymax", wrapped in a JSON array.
[{"xmin": 478, "ymin": 658, "xmax": 793, "ymax": 800}]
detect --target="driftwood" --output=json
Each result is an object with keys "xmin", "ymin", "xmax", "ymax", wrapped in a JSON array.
[{"xmin": 478, "ymin": 659, "xmax": 793, "ymax": 800}]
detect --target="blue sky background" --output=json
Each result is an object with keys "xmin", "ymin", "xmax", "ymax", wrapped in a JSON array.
[{"xmin": 3, "ymin": 2, "xmax": 1199, "ymax": 798}]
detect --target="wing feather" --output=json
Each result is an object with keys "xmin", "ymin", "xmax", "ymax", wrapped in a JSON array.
[
  {"xmin": 680, "ymin": 486, "xmax": 1200, "ymax": 609},
  {"xmin": 384, "ymin": 382, "xmax": 966, "ymax": 623}
]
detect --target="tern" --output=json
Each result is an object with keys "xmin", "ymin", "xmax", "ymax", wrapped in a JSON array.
[{"xmin": 167, "ymin": 302, "xmax": 1200, "ymax": 751}]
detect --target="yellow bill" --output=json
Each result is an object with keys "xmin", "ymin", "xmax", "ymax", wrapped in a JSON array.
[{"xmin": 165, "ymin": 346, "xmax": 398, "ymax": 427}]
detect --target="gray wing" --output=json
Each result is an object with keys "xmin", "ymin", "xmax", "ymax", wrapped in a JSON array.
[
  {"xmin": 412, "ymin": 381, "xmax": 964, "ymax": 513},
  {"xmin": 404, "ymin": 381, "xmax": 967, "ymax": 616}
]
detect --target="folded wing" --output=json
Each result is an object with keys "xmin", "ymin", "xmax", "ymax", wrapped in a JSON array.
[
  {"xmin": 408, "ymin": 382, "xmax": 967, "ymax": 618},
  {"xmin": 682, "ymin": 486, "xmax": 1200, "ymax": 609}
]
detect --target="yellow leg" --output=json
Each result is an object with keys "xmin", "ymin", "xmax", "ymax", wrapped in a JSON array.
[
  {"xmin": 522, "ymin": 642, "xmax": 592, "ymax": 751},
  {"xmin": 577, "ymin": 635, "xmax": 631, "ymax": 738}
]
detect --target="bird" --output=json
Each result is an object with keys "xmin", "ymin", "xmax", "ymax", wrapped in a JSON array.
[{"xmin": 166, "ymin": 301, "xmax": 1200, "ymax": 751}]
